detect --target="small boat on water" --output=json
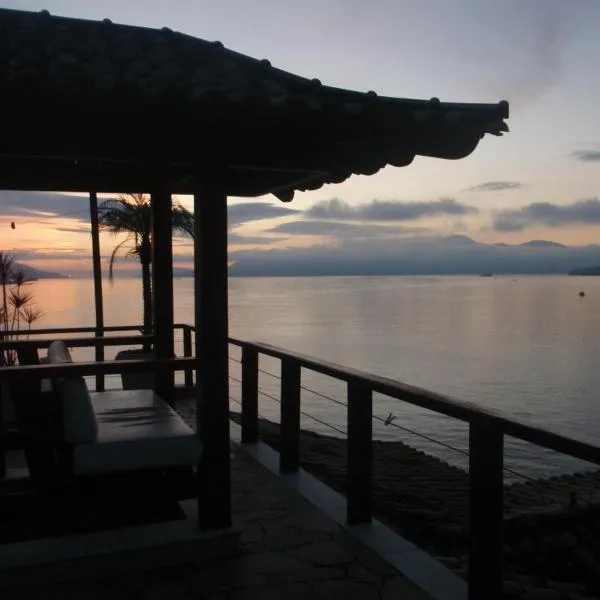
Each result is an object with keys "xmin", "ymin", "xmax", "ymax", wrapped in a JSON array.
[
  {"xmin": 479, "ymin": 273, "xmax": 493, "ymax": 278},
  {"xmin": 579, "ymin": 291, "xmax": 586, "ymax": 297}
]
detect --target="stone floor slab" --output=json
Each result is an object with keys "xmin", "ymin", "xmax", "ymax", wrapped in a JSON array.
[{"xmin": 2, "ymin": 445, "xmax": 433, "ymax": 599}]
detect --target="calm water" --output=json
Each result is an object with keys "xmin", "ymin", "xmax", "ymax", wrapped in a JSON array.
[{"xmin": 27, "ymin": 275, "xmax": 600, "ymax": 479}]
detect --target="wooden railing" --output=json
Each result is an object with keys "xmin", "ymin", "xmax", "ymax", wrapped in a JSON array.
[
  {"xmin": 229, "ymin": 337, "xmax": 600, "ymax": 600},
  {"xmin": 3, "ymin": 325, "xmax": 600, "ymax": 598},
  {"xmin": 0, "ymin": 323, "xmax": 195, "ymax": 388}
]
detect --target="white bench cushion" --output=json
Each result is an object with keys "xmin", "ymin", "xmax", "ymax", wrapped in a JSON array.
[
  {"xmin": 47, "ymin": 340, "xmax": 98, "ymax": 444},
  {"xmin": 47, "ymin": 340, "xmax": 73, "ymax": 364},
  {"xmin": 58, "ymin": 376, "xmax": 98, "ymax": 444},
  {"xmin": 72, "ymin": 389, "xmax": 203, "ymax": 475}
]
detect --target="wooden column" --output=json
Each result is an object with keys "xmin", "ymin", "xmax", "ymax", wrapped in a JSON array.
[
  {"xmin": 347, "ymin": 379, "xmax": 373, "ymax": 524},
  {"xmin": 469, "ymin": 418, "xmax": 504, "ymax": 600},
  {"xmin": 89, "ymin": 191, "xmax": 105, "ymax": 392},
  {"xmin": 194, "ymin": 180, "xmax": 231, "ymax": 529},
  {"xmin": 151, "ymin": 189, "xmax": 175, "ymax": 399}
]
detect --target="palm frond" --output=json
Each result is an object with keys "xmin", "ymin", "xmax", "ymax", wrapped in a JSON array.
[
  {"xmin": 107, "ymin": 238, "xmax": 134, "ymax": 284},
  {"xmin": 172, "ymin": 200, "xmax": 195, "ymax": 238}
]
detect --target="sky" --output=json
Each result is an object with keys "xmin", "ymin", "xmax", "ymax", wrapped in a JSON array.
[{"xmin": 1, "ymin": 0, "xmax": 600, "ymax": 276}]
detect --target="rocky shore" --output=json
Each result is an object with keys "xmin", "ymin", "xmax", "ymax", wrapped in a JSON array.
[{"xmin": 181, "ymin": 401, "xmax": 600, "ymax": 599}]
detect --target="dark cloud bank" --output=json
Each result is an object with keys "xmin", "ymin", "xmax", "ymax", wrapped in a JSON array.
[
  {"xmin": 306, "ymin": 198, "xmax": 477, "ymax": 220},
  {"xmin": 572, "ymin": 146, "xmax": 600, "ymax": 163},
  {"xmin": 468, "ymin": 181, "xmax": 523, "ymax": 192},
  {"xmin": 493, "ymin": 199, "xmax": 600, "ymax": 232}
]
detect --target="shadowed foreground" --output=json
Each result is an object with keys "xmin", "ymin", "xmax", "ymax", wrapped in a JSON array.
[{"xmin": 2, "ymin": 446, "xmax": 430, "ymax": 600}]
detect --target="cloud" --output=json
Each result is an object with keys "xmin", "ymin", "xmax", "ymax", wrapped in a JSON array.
[
  {"xmin": 572, "ymin": 146, "xmax": 600, "ymax": 163},
  {"xmin": 462, "ymin": 2, "xmax": 570, "ymax": 109},
  {"xmin": 229, "ymin": 232, "xmax": 281, "ymax": 245},
  {"xmin": 0, "ymin": 191, "xmax": 90, "ymax": 220},
  {"xmin": 267, "ymin": 220, "xmax": 427, "ymax": 237},
  {"xmin": 468, "ymin": 181, "xmax": 523, "ymax": 192},
  {"xmin": 6, "ymin": 248, "xmax": 92, "ymax": 262},
  {"xmin": 228, "ymin": 202, "xmax": 300, "ymax": 229},
  {"xmin": 492, "ymin": 199, "xmax": 600, "ymax": 232},
  {"xmin": 305, "ymin": 198, "xmax": 478, "ymax": 221},
  {"xmin": 55, "ymin": 226, "xmax": 91, "ymax": 234}
]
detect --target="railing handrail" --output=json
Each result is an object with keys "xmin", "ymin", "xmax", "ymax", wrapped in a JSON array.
[
  {"xmin": 228, "ymin": 337, "xmax": 600, "ymax": 467},
  {"xmin": 0, "ymin": 356, "xmax": 195, "ymax": 379},
  {"xmin": 0, "ymin": 334, "xmax": 154, "ymax": 350},
  {"xmin": 0, "ymin": 324, "xmax": 190, "ymax": 337}
]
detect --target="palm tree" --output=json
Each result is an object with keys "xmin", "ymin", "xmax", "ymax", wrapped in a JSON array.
[{"xmin": 98, "ymin": 193, "xmax": 194, "ymax": 338}]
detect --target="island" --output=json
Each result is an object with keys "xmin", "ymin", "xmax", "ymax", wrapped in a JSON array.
[{"xmin": 569, "ymin": 266, "xmax": 600, "ymax": 276}]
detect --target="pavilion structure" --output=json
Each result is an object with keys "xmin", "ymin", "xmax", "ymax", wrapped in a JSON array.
[{"xmin": 0, "ymin": 7, "xmax": 508, "ymax": 532}]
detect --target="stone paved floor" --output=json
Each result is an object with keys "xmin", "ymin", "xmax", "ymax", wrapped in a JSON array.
[{"xmin": 3, "ymin": 447, "xmax": 432, "ymax": 599}]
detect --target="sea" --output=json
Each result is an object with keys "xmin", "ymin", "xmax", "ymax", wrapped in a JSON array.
[{"xmin": 22, "ymin": 274, "xmax": 600, "ymax": 481}]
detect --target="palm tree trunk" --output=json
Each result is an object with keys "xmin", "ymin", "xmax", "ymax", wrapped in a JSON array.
[
  {"xmin": 142, "ymin": 260, "xmax": 152, "ymax": 336},
  {"xmin": 139, "ymin": 238, "xmax": 153, "ymax": 351}
]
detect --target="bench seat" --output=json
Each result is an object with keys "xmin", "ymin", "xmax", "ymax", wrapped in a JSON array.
[{"xmin": 72, "ymin": 389, "xmax": 203, "ymax": 475}]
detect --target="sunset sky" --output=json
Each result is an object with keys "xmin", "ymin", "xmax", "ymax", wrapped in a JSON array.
[{"xmin": 1, "ymin": 0, "xmax": 600, "ymax": 276}]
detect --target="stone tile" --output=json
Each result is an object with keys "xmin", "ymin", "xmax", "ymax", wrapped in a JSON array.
[
  {"xmin": 5, "ymin": 582, "xmax": 109, "ymax": 600},
  {"xmin": 346, "ymin": 564, "xmax": 385, "ymax": 585},
  {"xmin": 139, "ymin": 582, "xmax": 196, "ymax": 600},
  {"xmin": 230, "ymin": 582, "xmax": 311, "ymax": 600},
  {"xmin": 311, "ymin": 579, "xmax": 380, "ymax": 600},
  {"xmin": 256, "ymin": 530, "xmax": 332, "ymax": 553},
  {"xmin": 266, "ymin": 566, "xmax": 346, "ymax": 585},
  {"xmin": 289, "ymin": 541, "xmax": 354, "ymax": 566},
  {"xmin": 187, "ymin": 564, "xmax": 267, "ymax": 593},
  {"xmin": 382, "ymin": 576, "xmax": 434, "ymax": 600},
  {"xmin": 234, "ymin": 552, "xmax": 307, "ymax": 576}
]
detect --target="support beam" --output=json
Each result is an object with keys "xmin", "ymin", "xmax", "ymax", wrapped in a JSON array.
[
  {"xmin": 151, "ymin": 189, "xmax": 175, "ymax": 399},
  {"xmin": 194, "ymin": 180, "xmax": 231, "ymax": 529},
  {"xmin": 89, "ymin": 191, "xmax": 105, "ymax": 392}
]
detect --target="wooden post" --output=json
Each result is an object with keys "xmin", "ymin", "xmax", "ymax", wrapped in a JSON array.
[
  {"xmin": 194, "ymin": 181, "xmax": 231, "ymax": 529},
  {"xmin": 347, "ymin": 379, "xmax": 373, "ymax": 524},
  {"xmin": 183, "ymin": 325, "xmax": 193, "ymax": 387},
  {"xmin": 469, "ymin": 419, "xmax": 504, "ymax": 600},
  {"xmin": 280, "ymin": 359, "xmax": 301, "ymax": 473},
  {"xmin": 89, "ymin": 191, "xmax": 105, "ymax": 392},
  {"xmin": 0, "ymin": 384, "xmax": 5, "ymax": 478},
  {"xmin": 241, "ymin": 346, "xmax": 258, "ymax": 443},
  {"xmin": 151, "ymin": 189, "xmax": 175, "ymax": 400}
]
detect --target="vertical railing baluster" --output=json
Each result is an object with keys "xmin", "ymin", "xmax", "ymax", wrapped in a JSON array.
[
  {"xmin": 280, "ymin": 359, "xmax": 301, "ymax": 472},
  {"xmin": 183, "ymin": 325, "xmax": 193, "ymax": 387},
  {"xmin": 469, "ymin": 418, "xmax": 504, "ymax": 600},
  {"xmin": 241, "ymin": 346, "xmax": 259, "ymax": 443},
  {"xmin": 347, "ymin": 379, "xmax": 373, "ymax": 524},
  {"xmin": 0, "ymin": 383, "xmax": 5, "ymax": 478}
]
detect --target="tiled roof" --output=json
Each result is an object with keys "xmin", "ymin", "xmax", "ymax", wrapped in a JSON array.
[{"xmin": 0, "ymin": 8, "xmax": 509, "ymax": 200}]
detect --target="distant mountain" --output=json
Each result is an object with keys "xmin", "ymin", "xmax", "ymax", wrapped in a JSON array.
[
  {"xmin": 228, "ymin": 236, "xmax": 600, "ymax": 277},
  {"xmin": 173, "ymin": 268, "xmax": 194, "ymax": 278},
  {"xmin": 518, "ymin": 240, "xmax": 567, "ymax": 249},
  {"xmin": 569, "ymin": 265, "xmax": 600, "ymax": 276},
  {"xmin": 13, "ymin": 263, "xmax": 68, "ymax": 280},
  {"xmin": 442, "ymin": 235, "xmax": 478, "ymax": 246}
]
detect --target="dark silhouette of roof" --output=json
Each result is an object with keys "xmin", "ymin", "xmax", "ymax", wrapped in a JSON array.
[{"xmin": 0, "ymin": 8, "xmax": 509, "ymax": 200}]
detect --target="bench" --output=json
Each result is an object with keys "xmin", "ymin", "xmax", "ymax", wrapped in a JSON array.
[{"xmin": 41, "ymin": 341, "xmax": 202, "ymax": 496}]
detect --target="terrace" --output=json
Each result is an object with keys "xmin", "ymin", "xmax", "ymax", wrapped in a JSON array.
[
  {"xmin": 3, "ymin": 326, "xmax": 600, "ymax": 599},
  {"xmin": 0, "ymin": 6, "xmax": 535, "ymax": 599}
]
